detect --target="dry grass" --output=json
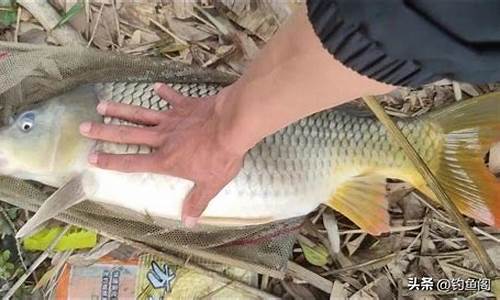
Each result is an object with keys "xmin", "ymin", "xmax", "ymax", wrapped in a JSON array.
[{"xmin": 0, "ymin": 1, "xmax": 499, "ymax": 299}]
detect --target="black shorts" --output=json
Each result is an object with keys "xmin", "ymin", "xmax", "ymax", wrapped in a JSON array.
[{"xmin": 307, "ymin": 0, "xmax": 500, "ymax": 87}]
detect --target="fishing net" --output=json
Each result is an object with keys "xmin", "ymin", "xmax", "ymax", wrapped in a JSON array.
[{"xmin": 0, "ymin": 42, "xmax": 306, "ymax": 276}]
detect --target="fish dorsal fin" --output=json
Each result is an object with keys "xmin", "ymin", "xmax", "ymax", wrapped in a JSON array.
[{"xmin": 326, "ymin": 174, "xmax": 390, "ymax": 235}]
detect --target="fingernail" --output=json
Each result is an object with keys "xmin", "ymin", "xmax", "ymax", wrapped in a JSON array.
[
  {"xmin": 96, "ymin": 101, "xmax": 108, "ymax": 114},
  {"xmin": 184, "ymin": 216, "xmax": 198, "ymax": 228},
  {"xmin": 153, "ymin": 82, "xmax": 164, "ymax": 92},
  {"xmin": 88, "ymin": 153, "xmax": 98, "ymax": 164},
  {"xmin": 80, "ymin": 122, "xmax": 91, "ymax": 134}
]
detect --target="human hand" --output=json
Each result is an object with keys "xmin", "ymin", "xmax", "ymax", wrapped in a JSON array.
[{"xmin": 79, "ymin": 83, "xmax": 246, "ymax": 227}]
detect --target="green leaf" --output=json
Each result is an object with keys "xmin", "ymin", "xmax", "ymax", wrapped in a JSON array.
[
  {"xmin": 298, "ymin": 238, "xmax": 330, "ymax": 267},
  {"xmin": 23, "ymin": 226, "xmax": 97, "ymax": 251},
  {"xmin": 0, "ymin": 7, "xmax": 16, "ymax": 26},
  {"xmin": 4, "ymin": 262, "xmax": 14, "ymax": 271},
  {"xmin": 2, "ymin": 250, "xmax": 10, "ymax": 261},
  {"xmin": 53, "ymin": 1, "xmax": 83, "ymax": 29}
]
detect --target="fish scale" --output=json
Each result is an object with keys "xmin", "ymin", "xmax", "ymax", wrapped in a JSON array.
[
  {"xmin": 3, "ymin": 83, "xmax": 499, "ymax": 236},
  {"xmin": 94, "ymin": 82, "xmax": 223, "ymax": 155}
]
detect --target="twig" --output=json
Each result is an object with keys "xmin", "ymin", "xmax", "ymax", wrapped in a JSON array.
[
  {"xmin": 323, "ymin": 209, "xmax": 340, "ymax": 254},
  {"xmin": 87, "ymin": 2, "xmax": 104, "ymax": 47},
  {"xmin": 362, "ymin": 95, "xmax": 499, "ymax": 294},
  {"xmin": 442, "ymin": 262, "xmax": 483, "ymax": 278},
  {"xmin": 338, "ymin": 224, "xmax": 422, "ymax": 235},
  {"xmin": 118, "ymin": 19, "xmax": 157, "ymax": 35},
  {"xmin": 405, "ymin": 231, "xmax": 423, "ymax": 252},
  {"xmin": 2, "ymin": 225, "xmax": 71, "ymax": 300},
  {"xmin": 260, "ymin": 274, "xmax": 269, "ymax": 290},
  {"xmin": 199, "ymin": 282, "xmax": 234, "ymax": 299},
  {"xmin": 412, "ymin": 191, "xmax": 448, "ymax": 220},
  {"xmin": 432, "ymin": 219, "xmax": 500, "ymax": 244},
  {"xmin": 322, "ymin": 253, "xmax": 398, "ymax": 276},
  {"xmin": 84, "ymin": 0, "xmax": 90, "ymax": 39},
  {"xmin": 149, "ymin": 18, "xmax": 189, "ymax": 46},
  {"xmin": 287, "ymin": 261, "xmax": 333, "ymax": 293},
  {"xmin": 311, "ymin": 205, "xmax": 326, "ymax": 224},
  {"xmin": 14, "ymin": 6, "xmax": 21, "ymax": 43},
  {"xmin": 473, "ymin": 227, "xmax": 500, "ymax": 244},
  {"xmin": 111, "ymin": 0, "xmax": 121, "ymax": 47}
]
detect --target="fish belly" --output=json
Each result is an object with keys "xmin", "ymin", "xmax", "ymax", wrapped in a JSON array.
[{"xmin": 87, "ymin": 146, "xmax": 332, "ymax": 224}]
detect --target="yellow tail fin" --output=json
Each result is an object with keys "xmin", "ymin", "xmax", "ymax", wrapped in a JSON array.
[{"xmin": 424, "ymin": 92, "xmax": 500, "ymax": 226}]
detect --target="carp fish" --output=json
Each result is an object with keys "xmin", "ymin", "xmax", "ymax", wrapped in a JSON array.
[{"xmin": 0, "ymin": 82, "xmax": 499, "ymax": 238}]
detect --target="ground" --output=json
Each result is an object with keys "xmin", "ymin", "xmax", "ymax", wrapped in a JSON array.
[{"xmin": 0, "ymin": 1, "xmax": 499, "ymax": 299}]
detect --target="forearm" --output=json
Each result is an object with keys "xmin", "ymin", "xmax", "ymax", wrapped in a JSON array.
[{"xmin": 216, "ymin": 6, "xmax": 395, "ymax": 153}]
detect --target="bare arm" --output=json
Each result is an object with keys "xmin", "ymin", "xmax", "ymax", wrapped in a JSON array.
[
  {"xmin": 80, "ymin": 6, "xmax": 394, "ymax": 227},
  {"xmin": 217, "ymin": 6, "xmax": 393, "ymax": 153}
]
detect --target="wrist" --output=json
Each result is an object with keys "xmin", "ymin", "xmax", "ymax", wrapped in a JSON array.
[{"xmin": 213, "ymin": 82, "xmax": 264, "ymax": 156}]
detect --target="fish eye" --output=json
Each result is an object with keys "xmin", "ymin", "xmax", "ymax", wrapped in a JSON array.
[{"xmin": 17, "ymin": 111, "xmax": 35, "ymax": 132}]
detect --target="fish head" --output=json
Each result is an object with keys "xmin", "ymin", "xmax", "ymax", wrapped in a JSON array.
[{"xmin": 0, "ymin": 86, "xmax": 101, "ymax": 185}]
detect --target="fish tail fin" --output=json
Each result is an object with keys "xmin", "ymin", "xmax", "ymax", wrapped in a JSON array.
[{"xmin": 424, "ymin": 92, "xmax": 500, "ymax": 226}]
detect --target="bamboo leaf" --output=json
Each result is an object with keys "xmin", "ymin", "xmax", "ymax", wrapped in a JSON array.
[{"xmin": 53, "ymin": 1, "xmax": 83, "ymax": 29}]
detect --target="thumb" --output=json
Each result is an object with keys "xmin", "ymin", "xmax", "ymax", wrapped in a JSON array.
[{"xmin": 181, "ymin": 183, "xmax": 219, "ymax": 228}]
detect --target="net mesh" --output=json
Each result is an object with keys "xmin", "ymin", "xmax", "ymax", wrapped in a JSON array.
[{"xmin": 0, "ymin": 42, "xmax": 305, "ymax": 275}]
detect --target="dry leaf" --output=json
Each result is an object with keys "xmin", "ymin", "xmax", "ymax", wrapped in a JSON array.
[
  {"xmin": 128, "ymin": 29, "xmax": 142, "ymax": 45},
  {"xmin": 452, "ymin": 81, "xmax": 462, "ymax": 101},
  {"xmin": 263, "ymin": 0, "xmax": 294, "ymax": 23},
  {"xmin": 19, "ymin": 7, "xmax": 33, "ymax": 22},
  {"xmin": 387, "ymin": 259, "xmax": 409, "ymax": 279},
  {"xmin": 172, "ymin": 0, "xmax": 195, "ymax": 19},
  {"xmin": 281, "ymin": 279, "xmax": 316, "ymax": 300},
  {"xmin": 17, "ymin": 22, "xmax": 46, "ymax": 44},
  {"xmin": 118, "ymin": 3, "xmax": 159, "ymax": 28},
  {"xmin": 88, "ymin": 4, "xmax": 119, "ymax": 49},
  {"xmin": 330, "ymin": 280, "xmax": 349, "ymax": 299},
  {"xmin": 334, "ymin": 250, "xmax": 354, "ymax": 269},
  {"xmin": 460, "ymin": 82, "xmax": 480, "ymax": 97},
  {"xmin": 166, "ymin": 16, "xmax": 213, "ymax": 42},
  {"xmin": 323, "ymin": 210, "xmax": 341, "ymax": 254},
  {"xmin": 125, "ymin": 29, "xmax": 160, "ymax": 46},
  {"xmin": 68, "ymin": 240, "xmax": 121, "ymax": 267},
  {"xmin": 400, "ymin": 193, "xmax": 426, "ymax": 221},
  {"xmin": 346, "ymin": 233, "xmax": 367, "ymax": 256},
  {"xmin": 219, "ymin": 0, "xmax": 280, "ymax": 41}
]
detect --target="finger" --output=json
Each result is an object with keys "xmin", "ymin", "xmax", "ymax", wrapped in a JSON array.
[
  {"xmin": 80, "ymin": 122, "xmax": 162, "ymax": 147},
  {"xmin": 154, "ymin": 83, "xmax": 189, "ymax": 108},
  {"xmin": 97, "ymin": 101, "xmax": 164, "ymax": 125},
  {"xmin": 181, "ymin": 183, "xmax": 220, "ymax": 228},
  {"xmin": 89, "ymin": 152, "xmax": 160, "ymax": 173}
]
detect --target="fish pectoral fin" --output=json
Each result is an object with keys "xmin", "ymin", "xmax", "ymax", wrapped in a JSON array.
[
  {"xmin": 16, "ymin": 174, "xmax": 91, "ymax": 239},
  {"xmin": 326, "ymin": 174, "xmax": 390, "ymax": 235}
]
